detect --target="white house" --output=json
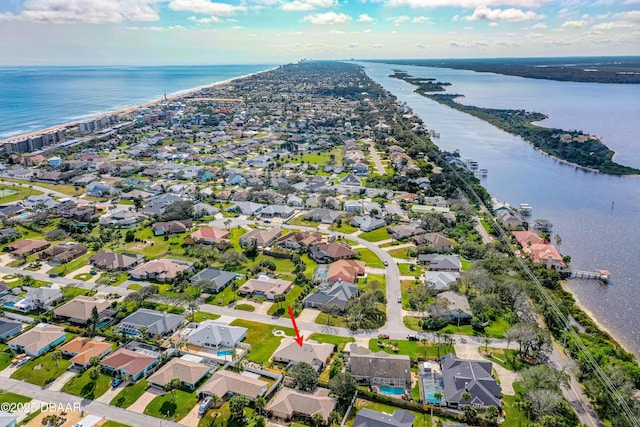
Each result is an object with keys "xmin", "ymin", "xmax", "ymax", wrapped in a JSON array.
[{"xmin": 187, "ymin": 321, "xmax": 247, "ymax": 349}]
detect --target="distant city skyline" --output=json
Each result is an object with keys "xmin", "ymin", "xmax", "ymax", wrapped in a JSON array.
[{"xmin": 1, "ymin": 0, "xmax": 639, "ymax": 65}]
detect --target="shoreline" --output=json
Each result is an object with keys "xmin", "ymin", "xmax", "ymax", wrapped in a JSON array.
[{"xmin": 0, "ymin": 66, "xmax": 278, "ymax": 146}]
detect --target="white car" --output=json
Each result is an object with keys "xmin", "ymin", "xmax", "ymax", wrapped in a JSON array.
[{"xmin": 16, "ymin": 356, "xmax": 31, "ymax": 366}]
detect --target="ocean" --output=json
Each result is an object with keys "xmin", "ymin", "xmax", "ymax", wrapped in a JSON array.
[{"xmin": 0, "ymin": 64, "xmax": 274, "ymax": 139}]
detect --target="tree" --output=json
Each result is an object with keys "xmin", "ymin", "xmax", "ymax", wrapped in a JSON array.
[
  {"xmin": 518, "ymin": 365, "xmax": 569, "ymax": 393},
  {"xmin": 125, "ymin": 229, "xmax": 135, "ymax": 243},
  {"xmin": 484, "ymin": 405, "xmax": 500, "ymax": 426},
  {"xmin": 164, "ymin": 378, "xmax": 182, "ymax": 403},
  {"xmin": 254, "ymin": 396, "xmax": 266, "ymax": 416},
  {"xmin": 219, "ymin": 251, "xmax": 247, "ymax": 269},
  {"xmin": 289, "ymin": 362, "xmax": 319, "ymax": 392},
  {"xmin": 328, "ymin": 411, "xmax": 340, "ymax": 426},
  {"xmin": 51, "ymin": 349, "xmax": 62, "ymax": 367},
  {"xmin": 483, "ymin": 335, "xmax": 491, "ymax": 355},
  {"xmin": 328, "ymin": 372, "xmax": 357, "ymax": 403},
  {"xmin": 124, "ymin": 285, "xmax": 159, "ymax": 307},
  {"xmin": 229, "ymin": 395, "xmax": 249, "ymax": 420},
  {"xmin": 89, "ymin": 355, "xmax": 101, "ymax": 367},
  {"xmin": 433, "ymin": 392, "xmax": 443, "ymax": 406},
  {"xmin": 88, "ymin": 366, "xmax": 101, "ymax": 382},
  {"xmin": 554, "ymin": 233, "xmax": 562, "ymax": 249},
  {"xmin": 525, "ymin": 389, "xmax": 564, "ymax": 421},
  {"xmin": 461, "ymin": 392, "xmax": 472, "ymax": 403},
  {"xmin": 89, "ymin": 306, "xmax": 100, "ymax": 337},
  {"xmin": 224, "ymin": 219, "xmax": 232, "ymax": 230},
  {"xmin": 188, "ymin": 300, "xmax": 199, "ymax": 320},
  {"xmin": 463, "ymin": 404, "xmax": 477, "ymax": 424},
  {"xmin": 312, "ymin": 412, "xmax": 324, "ymax": 427}
]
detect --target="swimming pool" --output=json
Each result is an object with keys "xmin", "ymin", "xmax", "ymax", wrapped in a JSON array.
[
  {"xmin": 379, "ymin": 386, "xmax": 405, "ymax": 396},
  {"xmin": 217, "ymin": 350, "xmax": 232, "ymax": 357},
  {"xmin": 96, "ymin": 320, "xmax": 110, "ymax": 328},
  {"xmin": 423, "ymin": 383, "xmax": 443, "ymax": 404},
  {"xmin": 3, "ymin": 302, "xmax": 14, "ymax": 307}
]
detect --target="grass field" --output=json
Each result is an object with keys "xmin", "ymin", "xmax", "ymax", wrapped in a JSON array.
[
  {"xmin": 191, "ymin": 312, "xmax": 221, "ymax": 323},
  {"xmin": 369, "ymin": 339, "xmax": 455, "ymax": 359},
  {"xmin": 0, "ymin": 353, "xmax": 13, "ymax": 372},
  {"xmin": 198, "ymin": 401, "xmax": 256, "ymax": 427},
  {"xmin": 308, "ymin": 333, "xmax": 354, "ymax": 351},
  {"xmin": 229, "ymin": 319, "xmax": 294, "ymax": 364},
  {"xmin": 102, "ymin": 421, "xmax": 133, "ymax": 427},
  {"xmin": 0, "ymin": 186, "xmax": 42, "ymax": 203},
  {"xmin": 440, "ymin": 316, "xmax": 510, "ymax": 339},
  {"xmin": 355, "ymin": 248, "xmax": 384, "ymax": 268},
  {"xmin": 12, "ymin": 351, "xmax": 72, "ymax": 386},
  {"xmin": 0, "ymin": 179, "xmax": 79, "ymax": 196},
  {"xmin": 47, "ymin": 252, "xmax": 94, "ymax": 276},
  {"xmin": 315, "ymin": 312, "xmax": 348, "ymax": 328},
  {"xmin": 502, "ymin": 392, "xmax": 531, "ymax": 427},
  {"xmin": 329, "ymin": 223, "xmax": 359, "ymax": 234},
  {"xmin": 358, "ymin": 227, "xmax": 391, "ymax": 242},
  {"xmin": 361, "ymin": 273, "xmax": 386, "ymax": 294},
  {"xmin": 267, "ymin": 285, "xmax": 304, "ymax": 316},
  {"xmin": 62, "ymin": 370, "xmax": 111, "ymax": 400},
  {"xmin": 144, "ymin": 389, "xmax": 199, "ymax": 420},
  {"xmin": 387, "ymin": 246, "xmax": 416, "ymax": 260},
  {"xmin": 235, "ymin": 303, "xmax": 255, "ymax": 312},
  {"xmin": 398, "ymin": 263, "xmax": 423, "ymax": 277},
  {"xmin": 288, "ymin": 216, "xmax": 320, "ymax": 227},
  {"xmin": 110, "ymin": 380, "xmax": 149, "ymax": 408},
  {"xmin": 0, "ymin": 392, "xmax": 32, "ymax": 405}
]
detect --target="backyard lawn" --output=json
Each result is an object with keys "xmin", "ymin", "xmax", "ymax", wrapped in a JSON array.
[
  {"xmin": 12, "ymin": 351, "xmax": 72, "ymax": 386},
  {"xmin": 502, "ymin": 393, "xmax": 531, "ymax": 427},
  {"xmin": 369, "ymin": 339, "xmax": 455, "ymax": 359},
  {"xmin": 360, "ymin": 273, "xmax": 386, "ymax": 294},
  {"xmin": 288, "ymin": 216, "xmax": 320, "ymax": 227},
  {"xmin": 110, "ymin": 380, "xmax": 149, "ymax": 408},
  {"xmin": 62, "ymin": 369, "xmax": 111, "ymax": 400},
  {"xmin": 355, "ymin": 248, "xmax": 384, "ymax": 268},
  {"xmin": 0, "ymin": 353, "xmax": 13, "ymax": 371},
  {"xmin": 308, "ymin": 333, "xmax": 354, "ymax": 351},
  {"xmin": 144, "ymin": 389, "xmax": 199, "ymax": 421},
  {"xmin": 358, "ymin": 228, "xmax": 391, "ymax": 242},
  {"xmin": 229, "ymin": 319, "xmax": 294, "ymax": 364},
  {"xmin": 440, "ymin": 316, "xmax": 510, "ymax": 339}
]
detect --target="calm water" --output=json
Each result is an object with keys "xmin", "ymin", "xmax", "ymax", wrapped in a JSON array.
[
  {"xmin": 358, "ymin": 62, "xmax": 640, "ymax": 357},
  {"xmin": 0, "ymin": 64, "xmax": 274, "ymax": 139}
]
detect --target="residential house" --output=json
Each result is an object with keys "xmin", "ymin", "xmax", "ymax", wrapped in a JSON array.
[
  {"xmin": 348, "ymin": 345, "xmax": 411, "ymax": 388},
  {"xmin": 40, "ymin": 243, "xmax": 87, "ymax": 265},
  {"xmin": 8, "ymin": 323, "xmax": 66, "ymax": 357},
  {"xmin": 193, "ymin": 202, "xmax": 219, "ymax": 217},
  {"xmin": 13, "ymin": 286, "xmax": 63, "ymax": 312},
  {"xmin": 418, "ymin": 254, "xmax": 462, "ymax": 272},
  {"xmin": 341, "ymin": 174, "xmax": 362, "ymax": 186},
  {"xmin": 187, "ymin": 227, "xmax": 229, "ymax": 245},
  {"xmin": 308, "ymin": 242, "xmax": 356, "ymax": 263},
  {"xmin": 267, "ymin": 387, "xmax": 337, "ymax": 424},
  {"xmin": 512, "ymin": 231, "xmax": 547, "ymax": 248},
  {"xmin": 272, "ymin": 338, "xmax": 334, "ymax": 371},
  {"xmin": 526, "ymin": 244, "xmax": 565, "ymax": 269},
  {"xmin": 148, "ymin": 357, "xmax": 210, "ymax": 389},
  {"xmin": 226, "ymin": 201, "xmax": 264, "ymax": 216},
  {"xmin": 304, "ymin": 281, "xmax": 358, "ymax": 312},
  {"xmin": 353, "ymin": 409, "xmax": 415, "ymax": 427},
  {"xmin": 413, "ymin": 233, "xmax": 455, "ymax": 250},
  {"xmin": 189, "ymin": 268, "xmax": 236, "ymax": 293},
  {"xmin": 260, "ymin": 205, "xmax": 295, "ymax": 219},
  {"xmin": 90, "ymin": 250, "xmax": 144, "ymax": 271},
  {"xmin": 388, "ymin": 224, "xmax": 425, "ymax": 241},
  {"xmin": 101, "ymin": 348, "xmax": 159, "ymax": 381},
  {"xmin": 6, "ymin": 239, "xmax": 50, "ymax": 257},
  {"xmin": 437, "ymin": 291, "xmax": 473, "ymax": 321},
  {"xmin": 275, "ymin": 231, "xmax": 324, "ymax": 253},
  {"xmin": 186, "ymin": 320, "xmax": 247, "ymax": 349},
  {"xmin": 60, "ymin": 337, "xmax": 112, "ymax": 369},
  {"xmin": 424, "ymin": 271, "xmax": 460, "ymax": 291},
  {"xmin": 287, "ymin": 195, "xmax": 303, "ymax": 207},
  {"xmin": 152, "ymin": 219, "xmax": 193, "ymax": 236},
  {"xmin": 114, "ymin": 308, "xmax": 185, "ymax": 338},
  {"xmin": 129, "ymin": 259, "xmax": 192, "ymax": 282},
  {"xmin": 304, "ymin": 209, "xmax": 343, "ymax": 224},
  {"xmin": 238, "ymin": 275, "xmax": 292, "ymax": 300},
  {"xmin": 496, "ymin": 209, "xmax": 525, "ymax": 231},
  {"xmin": 351, "ymin": 215, "xmax": 386, "ymax": 232},
  {"xmin": 441, "ymin": 353, "xmax": 501, "ymax": 408},
  {"xmin": 198, "ymin": 370, "xmax": 268, "ymax": 401},
  {"xmin": 20, "ymin": 195, "xmax": 59, "ymax": 210},
  {"xmin": 0, "ymin": 411, "xmax": 17, "ymax": 427},
  {"xmin": 239, "ymin": 227, "xmax": 281, "ymax": 248},
  {"xmin": 53, "ymin": 296, "xmax": 112, "ymax": 325},
  {"xmin": 0, "ymin": 228, "xmax": 20, "ymax": 243},
  {"xmin": 344, "ymin": 200, "xmax": 363, "ymax": 213},
  {"xmin": 86, "ymin": 181, "xmax": 116, "ymax": 197},
  {"xmin": 0, "ymin": 318, "xmax": 22, "ymax": 340},
  {"xmin": 99, "ymin": 208, "xmax": 145, "ymax": 228},
  {"xmin": 327, "ymin": 260, "xmax": 365, "ymax": 284}
]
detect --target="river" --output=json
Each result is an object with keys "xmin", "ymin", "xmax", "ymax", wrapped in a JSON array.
[{"xmin": 357, "ymin": 61, "xmax": 640, "ymax": 358}]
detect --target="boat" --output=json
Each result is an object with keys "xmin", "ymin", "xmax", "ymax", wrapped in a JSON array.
[
  {"xmin": 533, "ymin": 218, "xmax": 553, "ymax": 231},
  {"xmin": 519, "ymin": 203, "xmax": 532, "ymax": 216}
]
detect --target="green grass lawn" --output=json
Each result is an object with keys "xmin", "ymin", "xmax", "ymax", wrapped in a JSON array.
[
  {"xmin": 191, "ymin": 311, "xmax": 221, "ymax": 323},
  {"xmin": 288, "ymin": 216, "xmax": 320, "ymax": 227},
  {"xmin": 398, "ymin": 263, "xmax": 423, "ymax": 277},
  {"xmin": 387, "ymin": 246, "xmax": 416, "ymax": 260},
  {"xmin": 62, "ymin": 286, "xmax": 96, "ymax": 298},
  {"xmin": 0, "ymin": 186, "xmax": 43, "ymax": 203},
  {"xmin": 0, "ymin": 392, "xmax": 32, "ymax": 405},
  {"xmin": 0, "ymin": 353, "xmax": 13, "ymax": 371},
  {"xmin": 206, "ymin": 279, "xmax": 246, "ymax": 306},
  {"xmin": 102, "ymin": 421, "xmax": 133, "ymax": 427},
  {"xmin": 47, "ymin": 252, "xmax": 94, "ymax": 276},
  {"xmin": 403, "ymin": 316, "xmax": 422, "ymax": 332},
  {"xmin": 461, "ymin": 259, "xmax": 473, "ymax": 271},
  {"xmin": 356, "ymin": 248, "xmax": 384, "ymax": 268},
  {"xmin": 12, "ymin": 351, "xmax": 72, "ymax": 386},
  {"xmin": 97, "ymin": 272, "xmax": 129, "ymax": 286},
  {"xmin": 198, "ymin": 401, "xmax": 256, "ymax": 427},
  {"xmin": 62, "ymin": 370, "xmax": 111, "ymax": 400},
  {"xmin": 369, "ymin": 339, "xmax": 455, "ymax": 359},
  {"xmin": 110, "ymin": 380, "xmax": 149, "ymax": 408},
  {"xmin": 144, "ymin": 389, "xmax": 199, "ymax": 421},
  {"xmin": 440, "ymin": 316, "xmax": 510, "ymax": 339},
  {"xmin": 358, "ymin": 227, "xmax": 391, "ymax": 242},
  {"xmin": 128, "ymin": 283, "xmax": 143, "ymax": 290},
  {"xmin": 345, "ymin": 399, "xmax": 431, "ymax": 427},
  {"xmin": 235, "ymin": 303, "xmax": 255, "ymax": 312},
  {"xmin": 267, "ymin": 285, "xmax": 304, "ymax": 316},
  {"xmin": 315, "ymin": 312, "xmax": 348, "ymax": 328},
  {"xmin": 308, "ymin": 333, "xmax": 354, "ymax": 351},
  {"xmin": 329, "ymin": 223, "xmax": 359, "ymax": 234},
  {"xmin": 480, "ymin": 347, "xmax": 533, "ymax": 372},
  {"xmin": 360, "ymin": 273, "xmax": 386, "ymax": 294},
  {"xmin": 229, "ymin": 319, "xmax": 294, "ymax": 364},
  {"xmin": 502, "ymin": 393, "xmax": 531, "ymax": 427}
]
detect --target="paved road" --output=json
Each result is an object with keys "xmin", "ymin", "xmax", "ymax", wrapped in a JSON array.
[
  {"xmin": 3, "ymin": 377, "xmax": 185, "ymax": 427},
  {"xmin": 2, "ymin": 180, "xmax": 82, "ymax": 202},
  {"xmin": 368, "ymin": 144, "xmax": 386, "ymax": 175}
]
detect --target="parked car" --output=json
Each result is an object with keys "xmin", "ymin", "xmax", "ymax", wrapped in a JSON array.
[
  {"xmin": 397, "ymin": 297, "xmax": 402, "ymax": 303},
  {"xmin": 378, "ymin": 334, "xmax": 389, "ymax": 340},
  {"xmin": 198, "ymin": 396, "xmax": 212, "ymax": 416},
  {"xmin": 16, "ymin": 356, "xmax": 31, "ymax": 367},
  {"xmin": 383, "ymin": 260, "xmax": 389, "ymax": 266},
  {"xmin": 112, "ymin": 377, "xmax": 122, "ymax": 388}
]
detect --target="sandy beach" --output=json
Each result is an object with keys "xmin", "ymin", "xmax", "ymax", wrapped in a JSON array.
[{"xmin": 0, "ymin": 66, "xmax": 277, "ymax": 146}]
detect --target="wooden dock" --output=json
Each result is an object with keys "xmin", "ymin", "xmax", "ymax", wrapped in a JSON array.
[{"xmin": 567, "ymin": 269, "xmax": 610, "ymax": 283}]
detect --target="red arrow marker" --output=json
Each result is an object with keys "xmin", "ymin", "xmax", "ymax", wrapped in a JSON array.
[{"xmin": 288, "ymin": 306, "xmax": 304, "ymax": 347}]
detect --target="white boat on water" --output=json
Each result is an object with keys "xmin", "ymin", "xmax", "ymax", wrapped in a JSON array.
[{"xmin": 519, "ymin": 203, "xmax": 532, "ymax": 216}]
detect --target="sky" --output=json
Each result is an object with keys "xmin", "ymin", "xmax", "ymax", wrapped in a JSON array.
[{"xmin": 0, "ymin": 0, "xmax": 639, "ymax": 65}]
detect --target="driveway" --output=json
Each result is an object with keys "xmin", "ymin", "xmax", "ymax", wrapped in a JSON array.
[
  {"xmin": 127, "ymin": 389, "xmax": 164, "ymax": 413},
  {"xmin": 67, "ymin": 265, "xmax": 99, "ymax": 283},
  {"xmin": 178, "ymin": 398, "xmax": 202, "ymax": 426},
  {"xmin": 297, "ymin": 308, "xmax": 320, "ymax": 324},
  {"xmin": 95, "ymin": 381, "xmax": 127, "ymax": 404},
  {"xmin": 45, "ymin": 370, "xmax": 77, "ymax": 392},
  {"xmin": 454, "ymin": 342, "xmax": 517, "ymax": 396}
]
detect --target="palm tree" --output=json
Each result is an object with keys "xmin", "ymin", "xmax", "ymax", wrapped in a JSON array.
[
  {"xmin": 433, "ymin": 392, "xmax": 443, "ymax": 406},
  {"xmin": 164, "ymin": 378, "xmax": 182, "ymax": 403},
  {"xmin": 51, "ymin": 350, "xmax": 62, "ymax": 367},
  {"xmin": 554, "ymin": 233, "xmax": 562, "ymax": 249},
  {"xmin": 483, "ymin": 335, "xmax": 491, "ymax": 355},
  {"xmin": 188, "ymin": 300, "xmax": 199, "ymax": 320},
  {"xmin": 137, "ymin": 326, "xmax": 149, "ymax": 338},
  {"xmin": 461, "ymin": 391, "xmax": 472, "ymax": 403},
  {"xmin": 88, "ymin": 366, "xmax": 101, "ymax": 382},
  {"xmin": 420, "ymin": 338, "xmax": 428, "ymax": 358},
  {"xmin": 328, "ymin": 411, "xmax": 340, "ymax": 426},
  {"xmin": 312, "ymin": 412, "xmax": 324, "ymax": 427},
  {"xmin": 254, "ymin": 396, "xmax": 266, "ymax": 417},
  {"xmin": 224, "ymin": 219, "xmax": 232, "ymax": 230}
]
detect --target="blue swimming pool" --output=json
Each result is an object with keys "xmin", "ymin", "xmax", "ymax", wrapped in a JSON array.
[
  {"xmin": 3, "ymin": 302, "xmax": 14, "ymax": 307},
  {"xmin": 217, "ymin": 350, "xmax": 231, "ymax": 357},
  {"xmin": 379, "ymin": 386, "xmax": 405, "ymax": 396},
  {"xmin": 424, "ymin": 384, "xmax": 443, "ymax": 404},
  {"xmin": 96, "ymin": 320, "xmax": 110, "ymax": 328}
]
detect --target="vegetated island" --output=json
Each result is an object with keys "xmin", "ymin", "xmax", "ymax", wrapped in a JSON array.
[
  {"xmin": 374, "ymin": 56, "xmax": 640, "ymax": 84},
  {"xmin": 389, "ymin": 70, "xmax": 640, "ymax": 176}
]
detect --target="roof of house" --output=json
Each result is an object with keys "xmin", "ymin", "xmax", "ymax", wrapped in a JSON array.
[
  {"xmin": 437, "ymin": 291, "xmax": 472, "ymax": 316},
  {"xmin": 117, "ymin": 308, "xmax": 185, "ymax": 336},
  {"xmin": 0, "ymin": 318, "xmax": 21, "ymax": 336},
  {"xmin": 304, "ymin": 281, "xmax": 358, "ymax": 309},
  {"xmin": 311, "ymin": 242, "xmax": 357, "ymax": 261},
  {"xmin": 8, "ymin": 239, "xmax": 50, "ymax": 255},
  {"xmin": 240, "ymin": 228, "xmax": 282, "ymax": 246},
  {"xmin": 60, "ymin": 337, "xmax": 112, "ymax": 366},
  {"xmin": 424, "ymin": 271, "xmax": 460, "ymax": 291},
  {"xmin": 348, "ymin": 345, "xmax": 411, "ymax": 383},
  {"xmin": 101, "ymin": 348, "xmax": 158, "ymax": 377},
  {"xmin": 418, "ymin": 254, "xmax": 461, "ymax": 271},
  {"xmin": 239, "ymin": 275, "xmax": 292, "ymax": 297},
  {"xmin": 512, "ymin": 231, "xmax": 547, "ymax": 247},
  {"xmin": 353, "ymin": 408, "xmax": 415, "ymax": 427},
  {"xmin": 147, "ymin": 357, "xmax": 210, "ymax": 387},
  {"xmin": 190, "ymin": 227, "xmax": 229, "ymax": 241},
  {"xmin": 130, "ymin": 259, "xmax": 190, "ymax": 280},
  {"xmin": 267, "ymin": 387, "xmax": 337, "ymax": 422},
  {"xmin": 8, "ymin": 323, "xmax": 65, "ymax": 353},
  {"xmin": 199, "ymin": 370, "xmax": 268, "ymax": 400},
  {"xmin": 190, "ymin": 268, "xmax": 236, "ymax": 287},
  {"xmin": 441, "ymin": 353, "xmax": 501, "ymax": 407},
  {"xmin": 187, "ymin": 321, "xmax": 247, "ymax": 346},
  {"xmin": 272, "ymin": 338, "xmax": 334, "ymax": 367},
  {"xmin": 23, "ymin": 286, "xmax": 63, "ymax": 303},
  {"xmin": 54, "ymin": 296, "xmax": 111, "ymax": 322},
  {"xmin": 328, "ymin": 260, "xmax": 365, "ymax": 283},
  {"xmin": 528, "ymin": 244, "xmax": 564, "ymax": 265},
  {"xmin": 90, "ymin": 250, "xmax": 142, "ymax": 270},
  {"xmin": 276, "ymin": 231, "xmax": 324, "ymax": 248}
]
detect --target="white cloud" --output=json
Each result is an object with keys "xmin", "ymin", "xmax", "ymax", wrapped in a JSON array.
[
  {"xmin": 488, "ymin": 21, "xmax": 498, "ymax": 26},
  {"xmin": 614, "ymin": 10, "xmax": 640, "ymax": 21},
  {"xmin": 390, "ymin": 15, "xmax": 410, "ymax": 26},
  {"xmin": 463, "ymin": 25, "xmax": 473, "ymax": 29},
  {"xmin": 415, "ymin": 42, "xmax": 428, "ymax": 48},
  {"xmin": 531, "ymin": 22, "xmax": 547, "ymax": 29},
  {"xmin": 372, "ymin": 43, "xmax": 384, "ymax": 48},
  {"xmin": 0, "ymin": 12, "xmax": 18, "ymax": 21},
  {"xmin": 168, "ymin": 0, "xmax": 247, "ymax": 16},
  {"xmin": 363, "ymin": 28, "xmax": 372, "ymax": 32},
  {"xmin": 591, "ymin": 21, "xmax": 635, "ymax": 31},
  {"xmin": 562, "ymin": 19, "xmax": 586, "ymax": 28},
  {"xmin": 302, "ymin": 12, "xmax": 351, "ymax": 24},
  {"xmin": 388, "ymin": 0, "xmax": 553, "ymax": 9},
  {"xmin": 450, "ymin": 40, "xmax": 460, "ymax": 47},
  {"xmin": 282, "ymin": 0, "xmax": 336, "ymax": 11},
  {"xmin": 464, "ymin": 6, "xmax": 543, "ymax": 21},
  {"xmin": 412, "ymin": 16, "xmax": 431, "ymax": 23},
  {"xmin": 188, "ymin": 15, "xmax": 221, "ymax": 23},
  {"xmin": 231, "ymin": 25, "xmax": 243, "ymax": 29},
  {"xmin": 347, "ymin": 42, "xmax": 359, "ymax": 48},
  {"xmin": 329, "ymin": 28, "xmax": 345, "ymax": 33},
  {"xmin": 358, "ymin": 13, "xmax": 374, "ymax": 22},
  {"xmin": 17, "ymin": 0, "xmax": 162, "ymax": 24}
]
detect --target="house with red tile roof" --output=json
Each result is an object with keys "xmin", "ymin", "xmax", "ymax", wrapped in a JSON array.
[
  {"xmin": 101, "ymin": 348, "xmax": 159, "ymax": 381},
  {"xmin": 188, "ymin": 226, "xmax": 229, "ymax": 244},
  {"xmin": 327, "ymin": 260, "xmax": 365, "ymax": 284}
]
